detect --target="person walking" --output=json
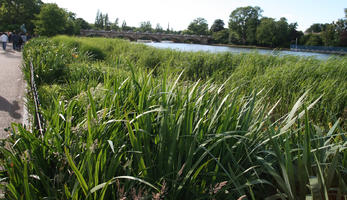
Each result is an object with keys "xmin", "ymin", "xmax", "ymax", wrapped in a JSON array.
[
  {"xmin": 20, "ymin": 33, "xmax": 27, "ymax": 49},
  {"xmin": 12, "ymin": 31, "xmax": 20, "ymax": 51},
  {"xmin": 0, "ymin": 32, "xmax": 9, "ymax": 51}
]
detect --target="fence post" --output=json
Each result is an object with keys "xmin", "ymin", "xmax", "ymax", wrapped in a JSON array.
[{"xmin": 30, "ymin": 61, "xmax": 45, "ymax": 136}]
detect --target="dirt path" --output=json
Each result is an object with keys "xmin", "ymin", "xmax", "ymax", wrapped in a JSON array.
[{"xmin": 0, "ymin": 44, "xmax": 25, "ymax": 138}]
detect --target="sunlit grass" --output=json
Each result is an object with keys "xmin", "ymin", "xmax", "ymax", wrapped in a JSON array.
[{"xmin": 0, "ymin": 36, "xmax": 346, "ymax": 199}]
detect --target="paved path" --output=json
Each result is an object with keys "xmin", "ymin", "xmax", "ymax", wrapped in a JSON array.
[{"xmin": 0, "ymin": 44, "xmax": 25, "ymax": 138}]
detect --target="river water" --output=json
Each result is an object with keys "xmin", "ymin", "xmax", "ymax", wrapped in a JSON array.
[{"xmin": 146, "ymin": 42, "xmax": 333, "ymax": 60}]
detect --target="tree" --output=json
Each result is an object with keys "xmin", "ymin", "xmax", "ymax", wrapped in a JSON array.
[
  {"xmin": 139, "ymin": 21, "xmax": 152, "ymax": 32},
  {"xmin": 104, "ymin": 14, "xmax": 110, "ymax": 30},
  {"xmin": 288, "ymin": 22, "xmax": 303, "ymax": 44},
  {"xmin": 155, "ymin": 23, "xmax": 163, "ymax": 33},
  {"xmin": 75, "ymin": 18, "xmax": 91, "ymax": 30},
  {"xmin": 321, "ymin": 23, "xmax": 339, "ymax": 46},
  {"xmin": 305, "ymin": 23, "xmax": 327, "ymax": 33},
  {"xmin": 339, "ymin": 30, "xmax": 347, "ymax": 46},
  {"xmin": 0, "ymin": 0, "xmax": 43, "ymax": 32},
  {"xmin": 256, "ymin": 17, "xmax": 277, "ymax": 47},
  {"xmin": 33, "ymin": 3, "xmax": 67, "ymax": 36},
  {"xmin": 166, "ymin": 23, "xmax": 170, "ymax": 33},
  {"xmin": 95, "ymin": 10, "xmax": 104, "ymax": 29},
  {"xmin": 187, "ymin": 17, "xmax": 209, "ymax": 35},
  {"xmin": 210, "ymin": 19, "xmax": 225, "ymax": 32},
  {"xmin": 64, "ymin": 12, "xmax": 77, "ymax": 35},
  {"xmin": 121, "ymin": 20, "xmax": 131, "ymax": 31},
  {"xmin": 276, "ymin": 17, "xmax": 290, "ymax": 47},
  {"xmin": 69, "ymin": 17, "xmax": 91, "ymax": 34},
  {"xmin": 256, "ymin": 17, "xmax": 298, "ymax": 47},
  {"xmin": 335, "ymin": 12, "xmax": 347, "ymax": 46},
  {"xmin": 111, "ymin": 18, "xmax": 119, "ymax": 31},
  {"xmin": 305, "ymin": 34, "xmax": 323, "ymax": 46},
  {"xmin": 229, "ymin": 6, "xmax": 262, "ymax": 44},
  {"xmin": 212, "ymin": 29, "xmax": 229, "ymax": 44}
]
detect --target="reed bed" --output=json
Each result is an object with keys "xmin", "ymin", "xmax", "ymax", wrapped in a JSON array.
[{"xmin": 0, "ymin": 36, "xmax": 346, "ymax": 199}]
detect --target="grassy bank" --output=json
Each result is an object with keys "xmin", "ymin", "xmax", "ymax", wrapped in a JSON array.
[
  {"xmin": 51, "ymin": 36, "xmax": 347, "ymax": 126},
  {"xmin": 0, "ymin": 36, "xmax": 346, "ymax": 199}
]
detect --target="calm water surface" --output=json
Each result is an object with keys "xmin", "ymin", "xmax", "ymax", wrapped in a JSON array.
[{"xmin": 146, "ymin": 42, "xmax": 333, "ymax": 60}]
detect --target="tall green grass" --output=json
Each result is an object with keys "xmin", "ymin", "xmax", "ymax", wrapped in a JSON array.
[
  {"xmin": 0, "ymin": 37, "xmax": 346, "ymax": 199},
  {"xmin": 50, "ymin": 36, "xmax": 347, "ymax": 126}
]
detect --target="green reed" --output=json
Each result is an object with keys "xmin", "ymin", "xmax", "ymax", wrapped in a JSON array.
[{"xmin": 0, "ymin": 36, "xmax": 345, "ymax": 199}]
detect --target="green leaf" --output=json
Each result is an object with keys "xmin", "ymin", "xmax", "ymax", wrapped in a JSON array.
[{"xmin": 64, "ymin": 147, "xmax": 89, "ymax": 196}]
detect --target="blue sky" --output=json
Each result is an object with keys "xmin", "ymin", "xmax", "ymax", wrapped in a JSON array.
[{"xmin": 42, "ymin": 0, "xmax": 346, "ymax": 31}]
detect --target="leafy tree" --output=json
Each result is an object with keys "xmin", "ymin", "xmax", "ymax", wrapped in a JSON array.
[
  {"xmin": 212, "ymin": 29, "xmax": 229, "ymax": 44},
  {"xmin": 155, "ymin": 23, "xmax": 163, "ymax": 33},
  {"xmin": 166, "ymin": 23, "xmax": 170, "ymax": 33},
  {"xmin": 305, "ymin": 23, "xmax": 327, "ymax": 33},
  {"xmin": 111, "ymin": 18, "xmax": 119, "ymax": 31},
  {"xmin": 0, "ymin": 0, "xmax": 43, "ymax": 32},
  {"xmin": 94, "ymin": 11, "xmax": 111, "ymax": 30},
  {"xmin": 229, "ymin": 30, "xmax": 240, "ymax": 44},
  {"xmin": 33, "ymin": 3, "xmax": 67, "ymax": 36},
  {"xmin": 256, "ymin": 17, "xmax": 277, "ymax": 47},
  {"xmin": 339, "ymin": 30, "xmax": 347, "ymax": 46},
  {"xmin": 187, "ymin": 17, "xmax": 209, "ymax": 35},
  {"xmin": 321, "ymin": 23, "xmax": 339, "ymax": 46},
  {"xmin": 288, "ymin": 22, "xmax": 303, "ymax": 44},
  {"xmin": 229, "ymin": 6, "xmax": 262, "ymax": 44},
  {"xmin": 276, "ymin": 17, "xmax": 290, "ymax": 46},
  {"xmin": 210, "ymin": 19, "xmax": 225, "ymax": 32},
  {"xmin": 305, "ymin": 34, "xmax": 323, "ymax": 46},
  {"xmin": 104, "ymin": 13, "xmax": 110, "ymax": 30},
  {"xmin": 64, "ymin": 12, "xmax": 78, "ymax": 35},
  {"xmin": 335, "ymin": 13, "xmax": 347, "ymax": 46},
  {"xmin": 256, "ymin": 17, "xmax": 292, "ymax": 47},
  {"xmin": 95, "ymin": 10, "xmax": 104, "ymax": 29},
  {"xmin": 75, "ymin": 18, "xmax": 91, "ymax": 30},
  {"xmin": 139, "ymin": 21, "xmax": 152, "ymax": 32},
  {"xmin": 121, "ymin": 20, "xmax": 131, "ymax": 31}
]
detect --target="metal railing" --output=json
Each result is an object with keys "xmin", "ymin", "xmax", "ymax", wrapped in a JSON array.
[{"xmin": 29, "ymin": 62, "xmax": 45, "ymax": 136}]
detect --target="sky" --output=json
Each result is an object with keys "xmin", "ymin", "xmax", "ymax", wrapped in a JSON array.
[{"xmin": 42, "ymin": 0, "xmax": 346, "ymax": 32}]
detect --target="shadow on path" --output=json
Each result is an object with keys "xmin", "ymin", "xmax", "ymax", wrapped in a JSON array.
[
  {"xmin": 0, "ymin": 95, "xmax": 21, "ymax": 119},
  {"xmin": 0, "ymin": 50, "xmax": 22, "ymax": 59}
]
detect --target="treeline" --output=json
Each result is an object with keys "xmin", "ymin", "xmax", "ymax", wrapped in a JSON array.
[
  {"xmin": 93, "ymin": 6, "xmax": 347, "ymax": 48},
  {"xmin": 302, "ymin": 18, "xmax": 347, "ymax": 47},
  {"xmin": 208, "ymin": 6, "xmax": 346, "ymax": 47},
  {"xmin": 93, "ymin": 10, "xmax": 178, "ymax": 34},
  {"xmin": 0, "ymin": 0, "xmax": 90, "ymax": 36},
  {"xmin": 1, "ymin": 1, "xmax": 346, "ymax": 48}
]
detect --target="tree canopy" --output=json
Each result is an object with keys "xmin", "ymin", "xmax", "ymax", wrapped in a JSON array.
[
  {"xmin": 0, "ymin": 0, "xmax": 43, "ymax": 32},
  {"xmin": 229, "ymin": 6, "xmax": 262, "ymax": 44},
  {"xmin": 305, "ymin": 23, "xmax": 328, "ymax": 33},
  {"xmin": 95, "ymin": 10, "xmax": 111, "ymax": 30},
  {"xmin": 187, "ymin": 17, "xmax": 209, "ymax": 35},
  {"xmin": 139, "ymin": 21, "xmax": 152, "ymax": 32},
  {"xmin": 256, "ymin": 17, "xmax": 277, "ymax": 47},
  {"xmin": 33, "ymin": 3, "xmax": 67, "ymax": 36},
  {"xmin": 1, "ymin": 1, "xmax": 345, "ymax": 48},
  {"xmin": 210, "ymin": 19, "xmax": 225, "ymax": 32}
]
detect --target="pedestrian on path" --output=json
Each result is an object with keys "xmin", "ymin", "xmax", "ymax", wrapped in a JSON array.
[
  {"xmin": 20, "ymin": 33, "xmax": 27, "ymax": 49},
  {"xmin": 0, "ymin": 32, "xmax": 9, "ymax": 51},
  {"xmin": 11, "ymin": 31, "xmax": 20, "ymax": 51}
]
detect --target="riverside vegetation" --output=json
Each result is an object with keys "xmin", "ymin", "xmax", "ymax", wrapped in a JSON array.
[{"xmin": 0, "ymin": 36, "xmax": 346, "ymax": 199}]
